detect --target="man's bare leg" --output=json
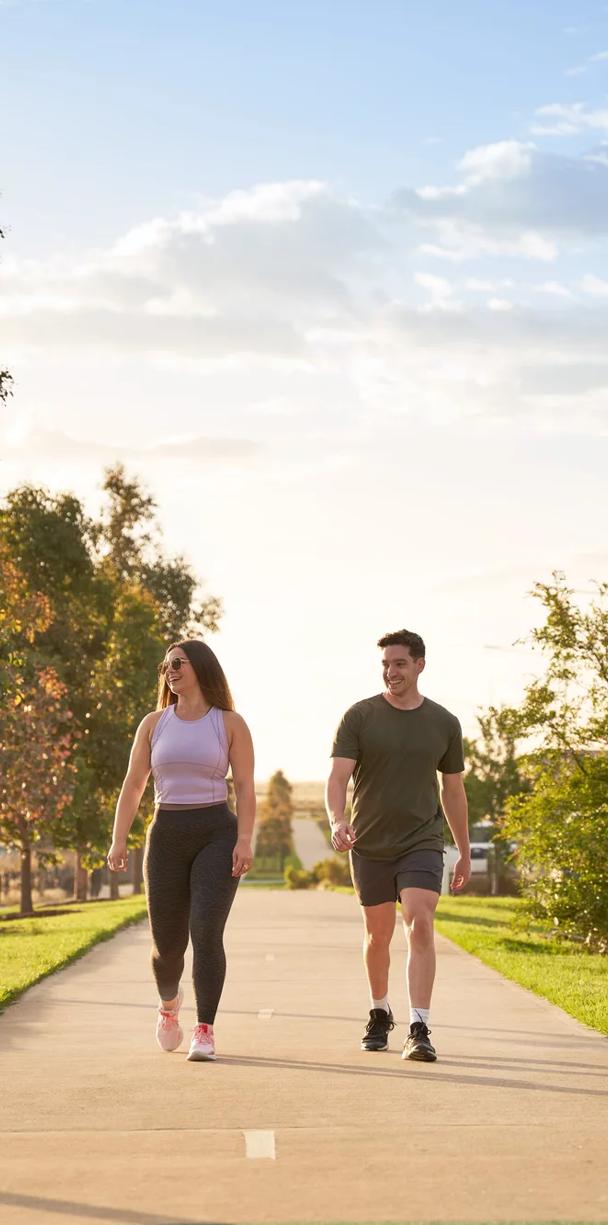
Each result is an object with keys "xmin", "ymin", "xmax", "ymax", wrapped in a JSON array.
[
  {"xmin": 362, "ymin": 900, "xmax": 396, "ymax": 998},
  {"xmin": 400, "ymin": 886, "xmax": 440, "ymax": 1060}
]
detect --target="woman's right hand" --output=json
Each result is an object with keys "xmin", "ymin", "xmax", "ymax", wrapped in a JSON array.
[{"xmin": 107, "ymin": 841, "xmax": 128, "ymax": 872}]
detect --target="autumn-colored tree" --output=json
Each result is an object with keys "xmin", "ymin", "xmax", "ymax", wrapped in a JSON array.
[
  {"xmin": 0, "ymin": 466, "xmax": 223, "ymax": 900},
  {"xmin": 0, "ymin": 668, "xmax": 76, "ymax": 914},
  {"xmin": 0, "ymin": 543, "xmax": 77, "ymax": 912}
]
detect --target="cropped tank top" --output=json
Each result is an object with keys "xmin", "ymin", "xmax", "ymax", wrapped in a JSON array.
[{"xmin": 150, "ymin": 705, "xmax": 229, "ymax": 806}]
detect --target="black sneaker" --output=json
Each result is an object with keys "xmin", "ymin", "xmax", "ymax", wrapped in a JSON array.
[
  {"xmin": 401, "ymin": 1021, "xmax": 437, "ymax": 1062},
  {"xmin": 361, "ymin": 1007, "xmax": 394, "ymax": 1051}
]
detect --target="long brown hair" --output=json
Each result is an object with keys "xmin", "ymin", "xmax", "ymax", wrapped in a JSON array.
[{"xmin": 157, "ymin": 639, "xmax": 235, "ymax": 711}]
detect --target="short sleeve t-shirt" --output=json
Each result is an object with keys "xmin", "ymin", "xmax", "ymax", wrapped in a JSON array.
[{"xmin": 331, "ymin": 694, "xmax": 464, "ymax": 860}]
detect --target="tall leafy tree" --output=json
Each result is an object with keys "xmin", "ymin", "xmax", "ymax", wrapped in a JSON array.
[
  {"xmin": 463, "ymin": 708, "xmax": 531, "ymax": 828},
  {"xmin": 502, "ymin": 573, "xmax": 608, "ymax": 949},
  {"xmin": 0, "ymin": 466, "xmax": 223, "ymax": 902},
  {"xmin": 0, "ymin": 545, "xmax": 76, "ymax": 913}
]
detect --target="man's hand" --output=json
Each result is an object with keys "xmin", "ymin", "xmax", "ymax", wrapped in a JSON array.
[
  {"xmin": 450, "ymin": 855, "xmax": 471, "ymax": 894},
  {"xmin": 331, "ymin": 820, "xmax": 356, "ymax": 853}
]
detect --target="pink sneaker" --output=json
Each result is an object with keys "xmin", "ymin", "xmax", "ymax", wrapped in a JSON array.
[
  {"xmin": 187, "ymin": 1023, "xmax": 216, "ymax": 1061},
  {"xmin": 155, "ymin": 987, "xmax": 183, "ymax": 1052}
]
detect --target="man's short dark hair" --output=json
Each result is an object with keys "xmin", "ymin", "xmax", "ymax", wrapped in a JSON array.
[{"xmin": 377, "ymin": 629, "xmax": 426, "ymax": 660}]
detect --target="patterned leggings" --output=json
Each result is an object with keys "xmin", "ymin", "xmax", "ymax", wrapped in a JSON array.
[{"xmin": 143, "ymin": 804, "xmax": 240, "ymax": 1023}]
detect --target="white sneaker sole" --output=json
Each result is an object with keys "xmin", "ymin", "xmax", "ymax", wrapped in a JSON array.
[{"xmin": 186, "ymin": 1048, "xmax": 216, "ymax": 1062}]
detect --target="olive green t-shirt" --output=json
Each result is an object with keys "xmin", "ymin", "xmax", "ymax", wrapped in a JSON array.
[{"xmin": 331, "ymin": 694, "xmax": 464, "ymax": 860}]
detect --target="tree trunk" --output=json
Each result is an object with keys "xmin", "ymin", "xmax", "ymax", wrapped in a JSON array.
[
  {"xmin": 20, "ymin": 844, "xmax": 34, "ymax": 916},
  {"xmin": 75, "ymin": 851, "xmax": 88, "ymax": 902},
  {"xmin": 109, "ymin": 873, "xmax": 120, "ymax": 900},
  {"xmin": 132, "ymin": 845, "xmax": 144, "ymax": 895}
]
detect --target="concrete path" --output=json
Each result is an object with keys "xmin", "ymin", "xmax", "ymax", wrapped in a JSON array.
[
  {"xmin": 1, "ymin": 890, "xmax": 607, "ymax": 1225},
  {"xmin": 292, "ymin": 817, "xmax": 333, "ymax": 869}
]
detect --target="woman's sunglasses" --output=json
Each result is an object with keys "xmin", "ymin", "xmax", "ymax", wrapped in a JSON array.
[{"xmin": 160, "ymin": 657, "xmax": 190, "ymax": 674}]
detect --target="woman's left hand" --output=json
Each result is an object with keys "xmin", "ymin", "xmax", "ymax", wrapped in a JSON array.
[{"xmin": 232, "ymin": 836, "xmax": 254, "ymax": 878}]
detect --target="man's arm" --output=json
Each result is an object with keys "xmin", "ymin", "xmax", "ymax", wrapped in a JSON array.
[
  {"xmin": 325, "ymin": 757, "xmax": 356, "ymax": 852},
  {"xmin": 440, "ymin": 772, "xmax": 471, "ymax": 893}
]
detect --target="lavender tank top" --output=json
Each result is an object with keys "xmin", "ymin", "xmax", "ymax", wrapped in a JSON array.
[{"xmin": 151, "ymin": 705, "xmax": 229, "ymax": 806}]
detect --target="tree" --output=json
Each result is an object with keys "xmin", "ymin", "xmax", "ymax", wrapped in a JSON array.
[
  {"xmin": 0, "ymin": 663, "xmax": 76, "ymax": 915},
  {"xmin": 463, "ymin": 708, "xmax": 531, "ymax": 828},
  {"xmin": 0, "ymin": 466, "xmax": 224, "ymax": 902},
  {"xmin": 255, "ymin": 770, "xmax": 294, "ymax": 865},
  {"xmin": 0, "ymin": 542, "xmax": 78, "ymax": 912},
  {"xmin": 501, "ymin": 573, "xmax": 608, "ymax": 949},
  {"xmin": 0, "ymin": 369, "xmax": 13, "ymax": 405}
]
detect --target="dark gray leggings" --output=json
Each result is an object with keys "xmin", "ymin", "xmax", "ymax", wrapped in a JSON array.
[{"xmin": 143, "ymin": 804, "xmax": 240, "ymax": 1024}]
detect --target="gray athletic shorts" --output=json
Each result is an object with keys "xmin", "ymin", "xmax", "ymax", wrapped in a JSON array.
[{"xmin": 349, "ymin": 847, "xmax": 444, "ymax": 907}]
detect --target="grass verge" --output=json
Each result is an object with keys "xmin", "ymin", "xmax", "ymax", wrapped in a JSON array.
[
  {"xmin": 435, "ymin": 896, "xmax": 608, "ymax": 1036},
  {"xmin": 0, "ymin": 895, "xmax": 148, "ymax": 1011}
]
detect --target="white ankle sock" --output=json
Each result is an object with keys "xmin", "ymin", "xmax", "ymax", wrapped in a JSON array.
[
  {"xmin": 372, "ymin": 995, "xmax": 390, "ymax": 1013},
  {"xmin": 410, "ymin": 1006, "xmax": 430, "ymax": 1026}
]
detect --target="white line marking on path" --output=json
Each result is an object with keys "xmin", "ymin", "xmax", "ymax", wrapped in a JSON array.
[
  {"xmin": 257, "ymin": 1008, "xmax": 274, "ymax": 1019},
  {"xmin": 244, "ymin": 1130, "xmax": 276, "ymax": 1159}
]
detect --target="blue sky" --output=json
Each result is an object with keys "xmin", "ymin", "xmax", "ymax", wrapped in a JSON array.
[
  {"xmin": 1, "ymin": 0, "xmax": 608, "ymax": 777},
  {"xmin": 2, "ymin": 0, "xmax": 607, "ymax": 249}
]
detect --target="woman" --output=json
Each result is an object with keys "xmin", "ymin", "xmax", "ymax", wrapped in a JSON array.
[{"xmin": 107, "ymin": 639, "xmax": 255, "ymax": 1062}]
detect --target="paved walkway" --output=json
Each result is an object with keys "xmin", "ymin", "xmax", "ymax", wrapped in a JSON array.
[
  {"xmin": 292, "ymin": 817, "xmax": 333, "ymax": 868},
  {"xmin": 1, "ymin": 890, "xmax": 607, "ymax": 1225}
]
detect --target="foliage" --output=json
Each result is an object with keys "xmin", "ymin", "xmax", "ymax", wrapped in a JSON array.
[
  {"xmin": 284, "ymin": 865, "xmax": 315, "ymax": 889},
  {"xmin": 313, "ymin": 856, "xmax": 352, "ymax": 887},
  {"xmin": 0, "ymin": 369, "xmax": 13, "ymax": 404},
  {"xmin": 0, "ymin": 465, "xmax": 223, "ymax": 902},
  {"xmin": 256, "ymin": 768, "xmax": 294, "ymax": 863},
  {"xmin": 283, "ymin": 855, "xmax": 352, "ymax": 890},
  {"xmin": 463, "ymin": 706, "xmax": 531, "ymax": 829},
  {"xmin": 500, "ymin": 573, "xmax": 608, "ymax": 950},
  {"xmin": 0, "ymin": 660, "xmax": 77, "ymax": 913}
]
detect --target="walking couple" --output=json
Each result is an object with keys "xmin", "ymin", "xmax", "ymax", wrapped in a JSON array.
[{"xmin": 107, "ymin": 628, "xmax": 470, "ymax": 1063}]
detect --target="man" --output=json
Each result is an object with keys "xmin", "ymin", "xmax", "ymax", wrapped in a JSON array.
[{"xmin": 325, "ymin": 629, "xmax": 470, "ymax": 1062}]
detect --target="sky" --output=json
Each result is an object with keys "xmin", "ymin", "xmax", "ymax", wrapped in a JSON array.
[{"xmin": 1, "ymin": 0, "xmax": 608, "ymax": 779}]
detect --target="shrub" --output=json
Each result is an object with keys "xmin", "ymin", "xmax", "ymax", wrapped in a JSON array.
[
  {"xmin": 284, "ymin": 865, "xmax": 315, "ymax": 889},
  {"xmin": 313, "ymin": 857, "xmax": 352, "ymax": 887}
]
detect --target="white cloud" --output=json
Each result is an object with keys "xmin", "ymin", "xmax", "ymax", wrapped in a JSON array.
[
  {"xmin": 398, "ymin": 142, "xmax": 608, "ymax": 255},
  {"xmin": 535, "ymin": 281, "xmax": 574, "ymax": 297},
  {"xmin": 465, "ymin": 277, "xmax": 514, "ymax": 291},
  {"xmin": 3, "ymin": 174, "xmax": 608, "ymax": 451},
  {"xmin": 566, "ymin": 48, "xmax": 608, "ymax": 75},
  {"xmin": 458, "ymin": 140, "xmax": 535, "ymax": 184},
  {"xmin": 1, "ymin": 428, "xmax": 260, "ymax": 467},
  {"xmin": 531, "ymin": 102, "xmax": 608, "ymax": 136},
  {"xmin": 579, "ymin": 273, "xmax": 608, "ymax": 296},
  {"xmin": 415, "ymin": 272, "xmax": 462, "ymax": 312}
]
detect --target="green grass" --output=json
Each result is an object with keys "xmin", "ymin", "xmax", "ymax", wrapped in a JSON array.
[
  {"xmin": 435, "ymin": 896, "xmax": 608, "ymax": 1036},
  {"xmin": 0, "ymin": 895, "xmax": 148, "ymax": 1011}
]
